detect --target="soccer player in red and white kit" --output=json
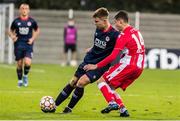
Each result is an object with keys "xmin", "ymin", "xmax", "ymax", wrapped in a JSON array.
[{"xmin": 84, "ymin": 10, "xmax": 145, "ymax": 117}]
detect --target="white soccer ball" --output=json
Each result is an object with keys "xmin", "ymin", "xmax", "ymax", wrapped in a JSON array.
[{"xmin": 40, "ymin": 96, "xmax": 56, "ymax": 113}]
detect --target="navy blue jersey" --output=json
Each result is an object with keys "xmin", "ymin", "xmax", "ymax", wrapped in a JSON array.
[
  {"xmin": 84, "ymin": 26, "xmax": 120, "ymax": 64},
  {"xmin": 10, "ymin": 17, "xmax": 38, "ymax": 47}
]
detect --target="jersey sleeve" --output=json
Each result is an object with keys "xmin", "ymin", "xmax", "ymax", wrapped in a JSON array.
[
  {"xmin": 32, "ymin": 20, "xmax": 38, "ymax": 31},
  {"xmin": 97, "ymin": 33, "xmax": 126, "ymax": 68},
  {"xmin": 10, "ymin": 20, "xmax": 16, "ymax": 31}
]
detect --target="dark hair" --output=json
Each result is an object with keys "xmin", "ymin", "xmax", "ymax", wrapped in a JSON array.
[
  {"xmin": 93, "ymin": 7, "xmax": 109, "ymax": 18},
  {"xmin": 114, "ymin": 10, "xmax": 128, "ymax": 23}
]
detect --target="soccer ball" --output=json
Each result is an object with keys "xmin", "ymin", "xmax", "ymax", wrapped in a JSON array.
[{"xmin": 40, "ymin": 96, "xmax": 56, "ymax": 113}]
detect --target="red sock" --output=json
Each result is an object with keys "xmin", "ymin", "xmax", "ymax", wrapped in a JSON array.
[
  {"xmin": 112, "ymin": 91, "xmax": 124, "ymax": 108},
  {"xmin": 98, "ymin": 82, "xmax": 114, "ymax": 103}
]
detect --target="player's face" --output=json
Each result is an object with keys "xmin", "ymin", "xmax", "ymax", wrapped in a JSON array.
[
  {"xmin": 19, "ymin": 5, "xmax": 30, "ymax": 17},
  {"xmin": 114, "ymin": 19, "xmax": 123, "ymax": 31},
  {"xmin": 94, "ymin": 17, "xmax": 106, "ymax": 30}
]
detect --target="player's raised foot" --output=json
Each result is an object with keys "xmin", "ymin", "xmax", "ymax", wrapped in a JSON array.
[
  {"xmin": 63, "ymin": 107, "xmax": 72, "ymax": 114},
  {"xmin": 17, "ymin": 80, "xmax": 23, "ymax": 87},
  {"xmin": 120, "ymin": 110, "xmax": 130, "ymax": 117},
  {"xmin": 101, "ymin": 103, "xmax": 119, "ymax": 114},
  {"xmin": 23, "ymin": 75, "xmax": 28, "ymax": 87}
]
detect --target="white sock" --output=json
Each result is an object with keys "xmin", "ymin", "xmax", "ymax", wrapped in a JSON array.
[
  {"xmin": 24, "ymin": 75, "xmax": 28, "ymax": 77},
  {"xmin": 120, "ymin": 107, "xmax": 127, "ymax": 113},
  {"xmin": 18, "ymin": 80, "xmax": 23, "ymax": 83}
]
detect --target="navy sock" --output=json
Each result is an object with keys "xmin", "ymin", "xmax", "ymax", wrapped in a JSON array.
[
  {"xmin": 17, "ymin": 68, "xmax": 23, "ymax": 80},
  {"xmin": 55, "ymin": 83, "xmax": 75, "ymax": 106},
  {"xmin": 67, "ymin": 87, "xmax": 84, "ymax": 109},
  {"xmin": 24, "ymin": 65, "xmax": 31, "ymax": 75}
]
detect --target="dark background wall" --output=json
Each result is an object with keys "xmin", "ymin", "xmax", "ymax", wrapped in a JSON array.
[{"xmin": 1, "ymin": 0, "xmax": 180, "ymax": 14}]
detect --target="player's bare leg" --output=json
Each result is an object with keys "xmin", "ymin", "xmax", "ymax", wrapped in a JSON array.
[
  {"xmin": 63, "ymin": 74, "xmax": 90, "ymax": 113},
  {"xmin": 17, "ymin": 59, "xmax": 23, "ymax": 87},
  {"xmin": 23, "ymin": 57, "xmax": 32, "ymax": 87},
  {"xmin": 55, "ymin": 76, "xmax": 78, "ymax": 108}
]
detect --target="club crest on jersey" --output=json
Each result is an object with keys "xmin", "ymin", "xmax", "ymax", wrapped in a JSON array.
[
  {"xmin": 105, "ymin": 36, "xmax": 110, "ymax": 42},
  {"xmin": 27, "ymin": 22, "xmax": 32, "ymax": 26},
  {"xmin": 17, "ymin": 22, "xmax": 21, "ymax": 26}
]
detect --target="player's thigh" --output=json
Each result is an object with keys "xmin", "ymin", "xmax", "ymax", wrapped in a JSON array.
[
  {"xmin": 86, "ymin": 65, "xmax": 109, "ymax": 83},
  {"xmin": 103, "ymin": 64, "xmax": 133, "ymax": 89},
  {"xmin": 119, "ymin": 68, "xmax": 143, "ymax": 90},
  {"xmin": 71, "ymin": 62, "xmax": 86, "ymax": 86},
  {"xmin": 24, "ymin": 48, "xmax": 33, "ymax": 65},
  {"xmin": 76, "ymin": 74, "xmax": 90, "ymax": 87},
  {"xmin": 14, "ymin": 47, "xmax": 24, "ymax": 61}
]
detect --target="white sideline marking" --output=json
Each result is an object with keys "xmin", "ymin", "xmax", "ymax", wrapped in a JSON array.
[
  {"xmin": 0, "ymin": 90, "xmax": 43, "ymax": 94},
  {"xmin": 0, "ymin": 64, "xmax": 45, "ymax": 73}
]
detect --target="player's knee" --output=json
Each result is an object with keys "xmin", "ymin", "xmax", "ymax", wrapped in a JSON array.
[
  {"xmin": 17, "ymin": 61, "xmax": 23, "ymax": 69},
  {"xmin": 76, "ymin": 75, "xmax": 90, "ymax": 87},
  {"xmin": 24, "ymin": 57, "xmax": 32, "ymax": 66},
  {"xmin": 97, "ymin": 77, "xmax": 105, "ymax": 85},
  {"xmin": 69, "ymin": 79, "xmax": 77, "ymax": 87},
  {"xmin": 25, "ymin": 61, "xmax": 31, "ymax": 66}
]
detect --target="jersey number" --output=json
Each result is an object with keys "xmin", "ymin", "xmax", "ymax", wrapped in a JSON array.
[{"xmin": 132, "ymin": 32, "xmax": 144, "ymax": 53}]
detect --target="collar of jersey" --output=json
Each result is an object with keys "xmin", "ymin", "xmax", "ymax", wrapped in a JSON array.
[
  {"xmin": 103, "ymin": 25, "xmax": 112, "ymax": 33},
  {"xmin": 19, "ymin": 16, "xmax": 29, "ymax": 21}
]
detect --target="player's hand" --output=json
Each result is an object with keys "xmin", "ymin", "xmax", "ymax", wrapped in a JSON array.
[
  {"xmin": 83, "ymin": 64, "xmax": 97, "ymax": 71},
  {"xmin": 28, "ymin": 38, "xmax": 34, "ymax": 45},
  {"xmin": 11, "ymin": 35, "xmax": 17, "ymax": 42}
]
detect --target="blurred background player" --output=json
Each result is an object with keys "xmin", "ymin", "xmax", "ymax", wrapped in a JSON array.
[
  {"xmin": 55, "ymin": 7, "xmax": 120, "ymax": 113},
  {"xmin": 62, "ymin": 18, "xmax": 78, "ymax": 66},
  {"xmin": 84, "ymin": 10, "xmax": 145, "ymax": 117},
  {"xmin": 8, "ymin": 3, "xmax": 40, "ymax": 87}
]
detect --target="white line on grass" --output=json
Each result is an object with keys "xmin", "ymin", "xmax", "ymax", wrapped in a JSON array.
[
  {"xmin": 0, "ymin": 90, "xmax": 43, "ymax": 94},
  {"xmin": 0, "ymin": 64, "xmax": 45, "ymax": 73}
]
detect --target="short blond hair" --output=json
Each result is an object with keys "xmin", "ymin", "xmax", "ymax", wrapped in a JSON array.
[{"xmin": 93, "ymin": 7, "xmax": 109, "ymax": 19}]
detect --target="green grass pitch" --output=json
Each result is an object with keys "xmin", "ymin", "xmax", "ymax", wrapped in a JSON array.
[{"xmin": 0, "ymin": 63, "xmax": 180, "ymax": 120}]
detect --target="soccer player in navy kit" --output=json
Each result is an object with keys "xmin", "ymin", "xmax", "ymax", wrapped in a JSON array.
[
  {"xmin": 8, "ymin": 3, "xmax": 40, "ymax": 87},
  {"xmin": 55, "ymin": 7, "xmax": 120, "ymax": 113}
]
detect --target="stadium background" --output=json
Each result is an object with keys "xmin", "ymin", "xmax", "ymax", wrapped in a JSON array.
[
  {"xmin": 1, "ymin": 0, "xmax": 180, "ymax": 68},
  {"xmin": 0, "ymin": 0, "xmax": 180, "ymax": 120}
]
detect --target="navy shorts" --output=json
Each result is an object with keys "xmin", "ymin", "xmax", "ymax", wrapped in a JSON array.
[
  {"xmin": 74, "ymin": 62, "xmax": 110, "ymax": 83},
  {"xmin": 14, "ymin": 46, "xmax": 33, "ymax": 61}
]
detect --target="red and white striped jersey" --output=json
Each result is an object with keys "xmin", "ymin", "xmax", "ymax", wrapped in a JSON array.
[{"xmin": 97, "ymin": 25, "xmax": 145, "ymax": 69}]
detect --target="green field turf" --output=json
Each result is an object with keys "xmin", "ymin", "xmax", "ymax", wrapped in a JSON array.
[{"xmin": 0, "ymin": 63, "xmax": 180, "ymax": 120}]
